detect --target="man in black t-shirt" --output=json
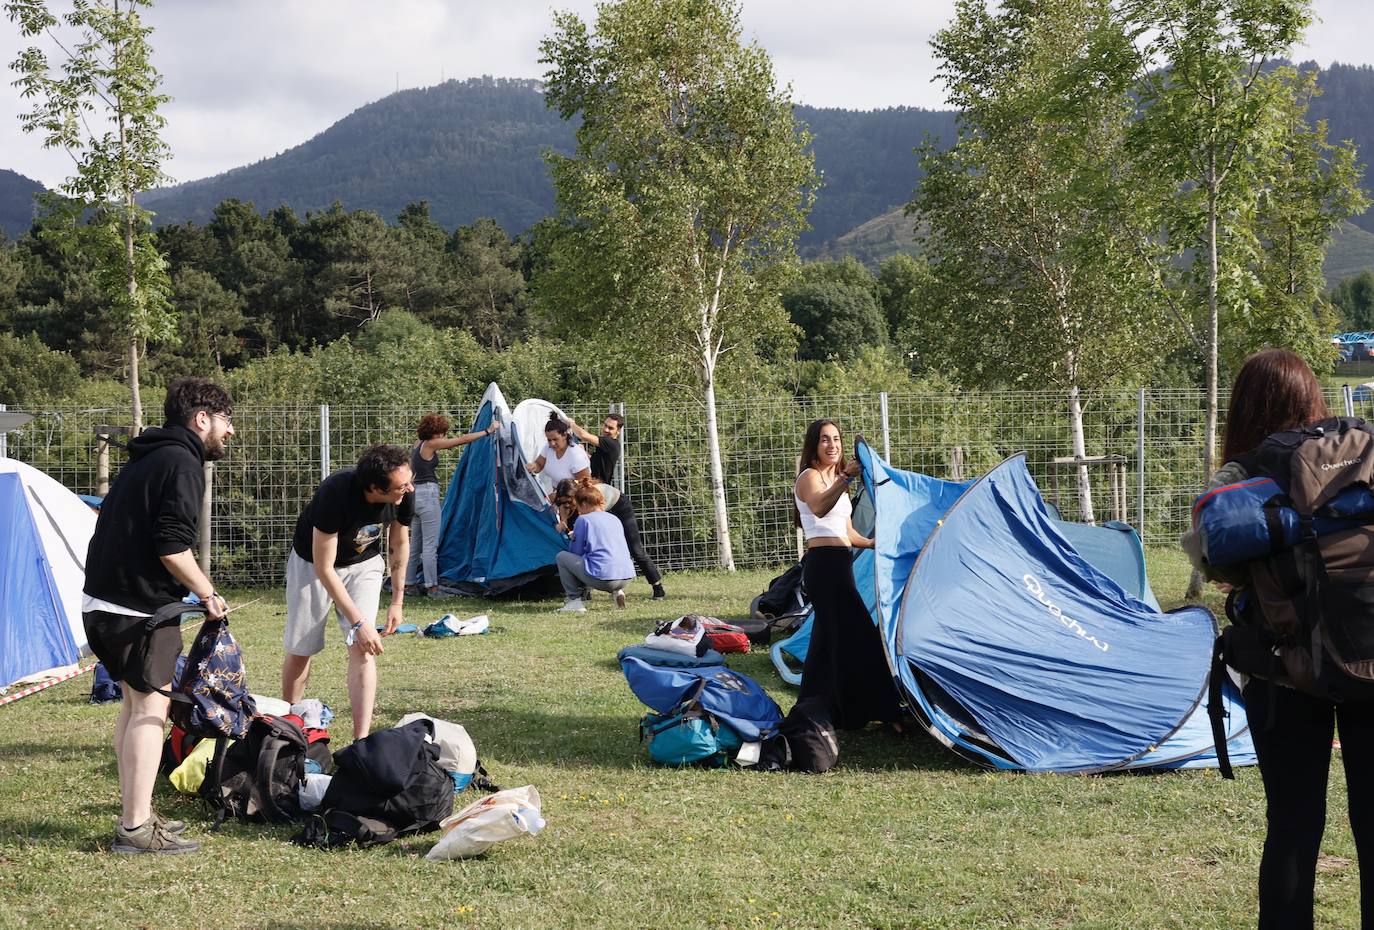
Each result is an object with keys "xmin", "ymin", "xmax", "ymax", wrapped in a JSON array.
[
  {"xmin": 571, "ymin": 412, "xmax": 624, "ymax": 485},
  {"xmin": 569, "ymin": 413, "xmax": 666, "ymax": 599},
  {"xmin": 282, "ymin": 444, "xmax": 414, "ymax": 739}
]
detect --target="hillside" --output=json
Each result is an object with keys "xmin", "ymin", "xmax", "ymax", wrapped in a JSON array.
[
  {"xmin": 128, "ymin": 78, "xmax": 959, "ymax": 246},
  {"xmin": 0, "ymin": 170, "xmax": 44, "ymax": 240},
  {"xmin": 817, "ymin": 206, "xmax": 1374, "ymax": 289}
]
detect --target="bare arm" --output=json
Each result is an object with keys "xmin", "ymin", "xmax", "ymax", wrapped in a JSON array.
[
  {"xmin": 383, "ymin": 522, "xmax": 409, "ymax": 632},
  {"xmin": 847, "ymin": 519, "xmax": 874, "ymax": 550},
  {"xmin": 427, "ymin": 424, "xmax": 497, "ymax": 452},
  {"xmin": 795, "ymin": 459, "xmax": 861, "ymax": 518},
  {"xmin": 158, "ymin": 549, "xmax": 227, "ymax": 619},
  {"xmin": 312, "ymin": 530, "xmax": 383, "ymax": 655},
  {"xmin": 527, "ymin": 454, "xmax": 546, "ymax": 474},
  {"xmin": 569, "ymin": 419, "xmax": 600, "ymax": 447}
]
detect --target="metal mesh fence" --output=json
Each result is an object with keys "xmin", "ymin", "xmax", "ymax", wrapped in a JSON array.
[{"xmin": 6, "ymin": 387, "xmax": 1285, "ymax": 586}]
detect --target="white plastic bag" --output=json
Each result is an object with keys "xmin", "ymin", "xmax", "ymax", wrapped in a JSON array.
[
  {"xmin": 425, "ymin": 785, "xmax": 545, "ymax": 861},
  {"xmin": 297, "ymin": 773, "xmax": 332, "ymax": 812}
]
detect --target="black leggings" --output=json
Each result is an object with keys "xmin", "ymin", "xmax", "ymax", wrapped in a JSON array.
[
  {"xmin": 608, "ymin": 495, "xmax": 662, "ymax": 586},
  {"xmin": 1244, "ymin": 678, "xmax": 1374, "ymax": 930}
]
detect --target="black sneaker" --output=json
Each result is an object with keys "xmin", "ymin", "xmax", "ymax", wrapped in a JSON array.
[
  {"xmin": 651, "ymin": 585, "xmax": 667, "ymax": 600},
  {"xmin": 111, "ymin": 820, "xmax": 199, "ymax": 855}
]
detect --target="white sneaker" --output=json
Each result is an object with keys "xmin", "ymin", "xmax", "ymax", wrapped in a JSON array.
[
  {"xmin": 557, "ymin": 598, "xmax": 587, "ymax": 613},
  {"xmin": 614, "ymin": 589, "xmax": 627, "ymax": 610}
]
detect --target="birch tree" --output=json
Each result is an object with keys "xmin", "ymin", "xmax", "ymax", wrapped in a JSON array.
[
  {"xmin": 8, "ymin": 0, "xmax": 175, "ymax": 432},
  {"xmin": 912, "ymin": 0, "xmax": 1167, "ymax": 522},
  {"xmin": 538, "ymin": 0, "xmax": 818, "ymax": 569}
]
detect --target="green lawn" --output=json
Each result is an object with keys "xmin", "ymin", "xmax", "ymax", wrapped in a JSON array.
[{"xmin": 0, "ymin": 552, "xmax": 1361, "ymax": 929}]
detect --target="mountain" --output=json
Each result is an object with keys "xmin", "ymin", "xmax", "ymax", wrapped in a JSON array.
[
  {"xmin": 816, "ymin": 205, "xmax": 1374, "ymax": 290},
  {"xmin": 0, "ymin": 170, "xmax": 45, "ymax": 240},
  {"xmin": 132, "ymin": 77, "xmax": 957, "ymax": 246}
]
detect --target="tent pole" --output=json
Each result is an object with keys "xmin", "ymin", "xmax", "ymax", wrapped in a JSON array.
[
  {"xmin": 0, "ymin": 403, "xmax": 6, "ymax": 459},
  {"xmin": 879, "ymin": 392, "xmax": 890, "ymax": 462},
  {"xmin": 1137, "ymin": 388, "xmax": 1146, "ymax": 534},
  {"xmin": 319, "ymin": 404, "xmax": 331, "ymax": 482}
]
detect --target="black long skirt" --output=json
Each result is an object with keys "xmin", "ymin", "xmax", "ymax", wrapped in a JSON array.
[{"xmin": 796, "ymin": 546, "xmax": 902, "ymax": 730}]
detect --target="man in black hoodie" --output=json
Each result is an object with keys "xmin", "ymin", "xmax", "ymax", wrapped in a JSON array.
[{"xmin": 83, "ymin": 378, "xmax": 234, "ymax": 855}]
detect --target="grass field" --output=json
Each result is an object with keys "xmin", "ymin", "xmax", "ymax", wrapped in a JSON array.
[{"xmin": 0, "ymin": 551, "xmax": 1362, "ymax": 929}]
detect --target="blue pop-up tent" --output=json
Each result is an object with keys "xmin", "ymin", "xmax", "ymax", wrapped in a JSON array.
[
  {"xmin": 773, "ymin": 442, "xmax": 1253, "ymax": 773},
  {"xmin": 869, "ymin": 446, "xmax": 1252, "ymax": 772},
  {"xmin": 433, "ymin": 384, "xmax": 568, "ymax": 596}
]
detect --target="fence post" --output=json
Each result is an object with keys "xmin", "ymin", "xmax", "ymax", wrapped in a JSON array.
[
  {"xmin": 199, "ymin": 462, "xmax": 213, "ymax": 574},
  {"xmin": 0, "ymin": 403, "xmax": 6, "ymax": 459},
  {"xmin": 1344, "ymin": 384, "xmax": 1355, "ymax": 418},
  {"xmin": 612, "ymin": 401, "xmax": 625, "ymax": 490},
  {"xmin": 319, "ymin": 404, "xmax": 331, "ymax": 481},
  {"xmin": 1137, "ymin": 387, "xmax": 1146, "ymax": 533},
  {"xmin": 879, "ymin": 392, "xmax": 891, "ymax": 461}
]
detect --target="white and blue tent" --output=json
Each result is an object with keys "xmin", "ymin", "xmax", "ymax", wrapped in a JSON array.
[
  {"xmin": 434, "ymin": 384, "xmax": 568, "ymax": 596},
  {"xmin": 0, "ymin": 458, "xmax": 94, "ymax": 690},
  {"xmin": 775, "ymin": 441, "xmax": 1254, "ymax": 773}
]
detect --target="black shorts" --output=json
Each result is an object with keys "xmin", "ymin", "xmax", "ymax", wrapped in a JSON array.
[{"xmin": 82, "ymin": 609, "xmax": 183, "ymax": 693}]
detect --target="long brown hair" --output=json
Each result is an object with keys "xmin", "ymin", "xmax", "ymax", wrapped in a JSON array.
[
  {"xmin": 1222, "ymin": 348, "xmax": 1330, "ymax": 462},
  {"xmin": 794, "ymin": 419, "xmax": 846, "ymax": 527}
]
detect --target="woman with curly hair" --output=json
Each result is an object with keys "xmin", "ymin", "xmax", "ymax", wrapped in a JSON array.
[{"xmin": 407, "ymin": 412, "xmax": 496, "ymax": 596}]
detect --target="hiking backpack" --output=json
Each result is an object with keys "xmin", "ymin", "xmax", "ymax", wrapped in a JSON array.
[
  {"xmin": 1205, "ymin": 417, "xmax": 1374, "ymax": 774},
  {"xmin": 202, "ymin": 714, "xmax": 314, "ymax": 825},
  {"xmin": 638, "ymin": 681, "xmax": 745, "ymax": 767}
]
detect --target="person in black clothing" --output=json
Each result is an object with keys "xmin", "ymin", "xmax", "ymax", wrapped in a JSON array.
[
  {"xmin": 1184, "ymin": 349, "xmax": 1374, "ymax": 930},
  {"xmin": 282, "ymin": 444, "xmax": 413, "ymax": 740},
  {"xmin": 83, "ymin": 377, "xmax": 235, "ymax": 855},
  {"xmin": 566, "ymin": 413, "xmax": 667, "ymax": 600}
]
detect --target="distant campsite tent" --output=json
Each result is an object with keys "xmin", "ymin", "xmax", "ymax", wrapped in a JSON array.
[
  {"xmin": 773, "ymin": 443, "xmax": 1253, "ymax": 773},
  {"xmin": 0, "ymin": 458, "xmax": 94, "ymax": 690},
  {"xmin": 433, "ymin": 384, "xmax": 568, "ymax": 595}
]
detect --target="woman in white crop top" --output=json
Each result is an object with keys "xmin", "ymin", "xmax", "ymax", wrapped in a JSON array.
[{"xmin": 790, "ymin": 419, "xmax": 902, "ymax": 733}]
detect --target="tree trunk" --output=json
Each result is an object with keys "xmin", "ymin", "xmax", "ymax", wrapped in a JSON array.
[
  {"xmin": 125, "ymin": 204, "xmax": 143, "ymax": 434},
  {"xmin": 1188, "ymin": 170, "xmax": 1222, "ymax": 600},
  {"xmin": 1068, "ymin": 384, "xmax": 1096, "ymax": 524},
  {"xmin": 701, "ymin": 351, "xmax": 735, "ymax": 571}
]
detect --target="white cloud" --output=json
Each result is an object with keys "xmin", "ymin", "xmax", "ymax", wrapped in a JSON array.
[{"xmin": 2, "ymin": 0, "xmax": 1369, "ymax": 191}]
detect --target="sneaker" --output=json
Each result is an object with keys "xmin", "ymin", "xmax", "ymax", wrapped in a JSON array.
[
  {"xmin": 651, "ymin": 584, "xmax": 667, "ymax": 601},
  {"xmin": 556, "ymin": 598, "xmax": 587, "ymax": 613},
  {"xmin": 614, "ymin": 589, "xmax": 627, "ymax": 610},
  {"xmin": 112, "ymin": 819, "xmax": 199, "ymax": 855},
  {"xmin": 152, "ymin": 811, "xmax": 185, "ymax": 834},
  {"xmin": 426, "ymin": 586, "xmax": 444, "ymax": 599}
]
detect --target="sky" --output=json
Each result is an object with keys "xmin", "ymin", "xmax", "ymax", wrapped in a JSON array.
[{"xmin": 1, "ymin": 0, "xmax": 1370, "ymax": 191}]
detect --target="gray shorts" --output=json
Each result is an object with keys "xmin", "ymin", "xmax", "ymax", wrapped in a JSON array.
[{"xmin": 284, "ymin": 551, "xmax": 383, "ymax": 657}]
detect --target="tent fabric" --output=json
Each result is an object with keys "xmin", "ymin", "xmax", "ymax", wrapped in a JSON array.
[
  {"xmin": 434, "ymin": 384, "xmax": 568, "ymax": 595},
  {"xmin": 0, "ymin": 458, "xmax": 95, "ymax": 689},
  {"xmin": 884, "ymin": 451, "xmax": 1253, "ymax": 773}
]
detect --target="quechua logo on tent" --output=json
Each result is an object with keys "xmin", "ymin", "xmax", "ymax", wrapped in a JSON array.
[{"xmin": 1021, "ymin": 574, "xmax": 1109, "ymax": 653}]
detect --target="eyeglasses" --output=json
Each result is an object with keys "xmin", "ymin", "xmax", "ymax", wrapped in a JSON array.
[{"xmin": 210, "ymin": 412, "xmax": 233, "ymax": 426}]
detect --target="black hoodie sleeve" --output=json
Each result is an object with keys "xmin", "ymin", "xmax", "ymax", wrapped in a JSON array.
[{"xmin": 151, "ymin": 458, "xmax": 205, "ymax": 555}]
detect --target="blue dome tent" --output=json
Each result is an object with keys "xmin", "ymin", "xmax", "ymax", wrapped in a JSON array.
[{"xmin": 433, "ymin": 384, "xmax": 568, "ymax": 596}]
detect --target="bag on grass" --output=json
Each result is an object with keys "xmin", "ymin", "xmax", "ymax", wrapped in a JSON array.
[
  {"xmin": 203, "ymin": 714, "xmax": 312, "ymax": 824},
  {"xmin": 780, "ymin": 702, "xmax": 840, "ymax": 773},
  {"xmin": 394, "ymin": 713, "xmax": 499, "ymax": 793},
  {"xmin": 616, "ymin": 644, "xmax": 726, "ymax": 668},
  {"xmin": 294, "ymin": 719, "xmax": 454, "ymax": 848},
  {"xmin": 89, "ymin": 663, "xmax": 122, "ymax": 704},
  {"xmin": 168, "ymin": 737, "xmax": 218, "ymax": 793},
  {"xmin": 639, "ymin": 682, "xmax": 744, "ymax": 767},
  {"xmin": 643, "ymin": 615, "xmax": 708, "ymax": 657},
  {"xmin": 700, "ymin": 619, "xmax": 751, "ymax": 654},
  {"xmin": 426, "ymin": 785, "xmax": 545, "ymax": 860}
]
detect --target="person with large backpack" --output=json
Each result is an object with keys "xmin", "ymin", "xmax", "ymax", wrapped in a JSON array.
[
  {"xmin": 82, "ymin": 378, "xmax": 236, "ymax": 855},
  {"xmin": 1183, "ymin": 348, "xmax": 1374, "ymax": 929}
]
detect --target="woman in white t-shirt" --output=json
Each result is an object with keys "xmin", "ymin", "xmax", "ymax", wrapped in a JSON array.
[{"xmin": 527, "ymin": 413, "xmax": 591, "ymax": 500}]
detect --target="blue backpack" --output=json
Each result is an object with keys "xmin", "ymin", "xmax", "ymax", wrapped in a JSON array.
[
  {"xmin": 622, "ymin": 656, "xmax": 783, "ymax": 749},
  {"xmin": 639, "ymin": 680, "xmax": 744, "ymax": 767},
  {"xmin": 141, "ymin": 603, "xmax": 256, "ymax": 740}
]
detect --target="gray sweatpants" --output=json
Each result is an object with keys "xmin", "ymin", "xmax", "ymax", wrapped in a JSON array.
[{"xmin": 556, "ymin": 550, "xmax": 632, "ymax": 599}]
